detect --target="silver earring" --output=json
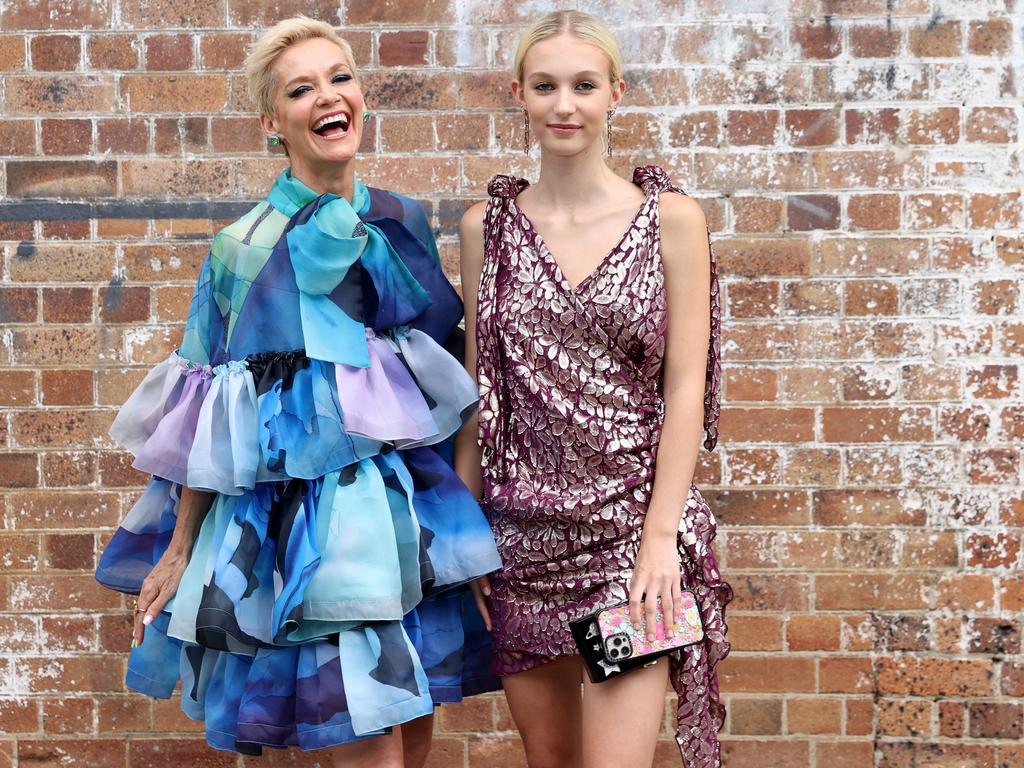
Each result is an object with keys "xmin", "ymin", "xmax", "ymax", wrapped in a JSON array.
[
  {"xmin": 267, "ymin": 134, "xmax": 282, "ymax": 147},
  {"xmin": 606, "ymin": 109, "xmax": 615, "ymax": 156},
  {"xmin": 523, "ymin": 109, "xmax": 530, "ymax": 155}
]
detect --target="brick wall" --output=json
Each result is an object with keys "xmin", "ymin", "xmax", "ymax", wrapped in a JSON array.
[{"xmin": 0, "ymin": 1, "xmax": 1021, "ymax": 766}]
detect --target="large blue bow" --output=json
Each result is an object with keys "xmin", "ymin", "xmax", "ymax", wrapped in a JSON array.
[{"xmin": 267, "ymin": 171, "xmax": 431, "ymax": 368}]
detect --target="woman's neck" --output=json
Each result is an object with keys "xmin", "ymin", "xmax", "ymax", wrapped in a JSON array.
[
  {"xmin": 532, "ymin": 142, "xmax": 620, "ymax": 210},
  {"xmin": 289, "ymin": 158, "xmax": 357, "ymax": 202}
]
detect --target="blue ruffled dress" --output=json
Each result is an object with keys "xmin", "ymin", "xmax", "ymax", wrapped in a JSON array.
[{"xmin": 95, "ymin": 170, "xmax": 503, "ymax": 754}]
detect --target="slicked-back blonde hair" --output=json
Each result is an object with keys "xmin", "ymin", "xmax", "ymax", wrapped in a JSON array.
[
  {"xmin": 245, "ymin": 16, "xmax": 356, "ymax": 116},
  {"xmin": 513, "ymin": 10, "xmax": 623, "ymax": 85}
]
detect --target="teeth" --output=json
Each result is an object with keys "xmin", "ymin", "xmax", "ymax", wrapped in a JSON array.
[{"xmin": 313, "ymin": 114, "xmax": 350, "ymax": 132}]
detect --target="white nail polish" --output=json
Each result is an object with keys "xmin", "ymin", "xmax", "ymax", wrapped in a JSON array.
[{"xmin": 142, "ymin": 614, "xmax": 152, "ymax": 626}]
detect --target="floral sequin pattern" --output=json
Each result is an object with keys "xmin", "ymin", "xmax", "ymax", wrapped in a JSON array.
[{"xmin": 475, "ymin": 166, "xmax": 731, "ymax": 767}]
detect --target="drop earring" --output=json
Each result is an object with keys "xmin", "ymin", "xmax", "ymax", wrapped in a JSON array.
[
  {"xmin": 606, "ymin": 109, "xmax": 615, "ymax": 156},
  {"xmin": 523, "ymin": 109, "xmax": 530, "ymax": 155},
  {"xmin": 363, "ymin": 110, "xmax": 373, "ymax": 123}
]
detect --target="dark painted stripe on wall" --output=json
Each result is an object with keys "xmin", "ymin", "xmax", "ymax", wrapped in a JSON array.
[{"xmin": 0, "ymin": 199, "xmax": 260, "ymax": 222}]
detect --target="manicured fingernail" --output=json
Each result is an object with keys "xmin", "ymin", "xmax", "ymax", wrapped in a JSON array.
[
  {"xmin": 130, "ymin": 637, "xmax": 138, "ymax": 649},
  {"xmin": 483, "ymin": 587, "xmax": 491, "ymax": 596},
  {"xmin": 142, "ymin": 614, "xmax": 152, "ymax": 626}
]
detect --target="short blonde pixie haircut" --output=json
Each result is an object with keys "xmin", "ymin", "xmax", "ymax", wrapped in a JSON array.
[
  {"xmin": 244, "ymin": 16, "xmax": 357, "ymax": 117},
  {"xmin": 513, "ymin": 10, "xmax": 623, "ymax": 85}
]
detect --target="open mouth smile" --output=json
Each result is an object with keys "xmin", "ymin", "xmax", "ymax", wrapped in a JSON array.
[{"xmin": 311, "ymin": 111, "xmax": 351, "ymax": 140}]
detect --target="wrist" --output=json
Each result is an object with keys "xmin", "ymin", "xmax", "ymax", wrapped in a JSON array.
[{"xmin": 641, "ymin": 522, "xmax": 679, "ymax": 543}]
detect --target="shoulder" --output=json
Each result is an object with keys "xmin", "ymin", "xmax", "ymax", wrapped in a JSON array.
[
  {"xmin": 658, "ymin": 193, "xmax": 710, "ymax": 271},
  {"xmin": 459, "ymin": 200, "xmax": 488, "ymax": 238},
  {"xmin": 659, "ymin": 192, "xmax": 707, "ymax": 231}
]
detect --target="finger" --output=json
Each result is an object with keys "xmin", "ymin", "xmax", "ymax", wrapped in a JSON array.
[
  {"xmin": 479, "ymin": 574, "xmax": 492, "ymax": 597},
  {"xmin": 668, "ymin": 580, "xmax": 682, "ymax": 634},
  {"xmin": 144, "ymin": 586, "xmax": 174, "ymax": 627},
  {"xmin": 628, "ymin": 579, "xmax": 645, "ymax": 631},
  {"xmin": 469, "ymin": 580, "xmax": 492, "ymax": 632},
  {"xmin": 644, "ymin": 588, "xmax": 660, "ymax": 641},
  {"xmin": 660, "ymin": 587, "xmax": 675, "ymax": 639}
]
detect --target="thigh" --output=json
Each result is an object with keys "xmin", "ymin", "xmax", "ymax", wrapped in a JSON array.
[
  {"xmin": 400, "ymin": 713, "xmax": 434, "ymax": 768},
  {"xmin": 502, "ymin": 656, "xmax": 584, "ymax": 768},
  {"xmin": 581, "ymin": 657, "xmax": 669, "ymax": 768},
  {"xmin": 327, "ymin": 728, "xmax": 403, "ymax": 768}
]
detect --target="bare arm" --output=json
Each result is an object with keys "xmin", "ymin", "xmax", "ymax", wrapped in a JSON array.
[
  {"xmin": 628, "ymin": 192, "xmax": 712, "ymax": 638},
  {"xmin": 454, "ymin": 201, "xmax": 494, "ymax": 628},
  {"xmin": 133, "ymin": 485, "xmax": 214, "ymax": 645},
  {"xmin": 454, "ymin": 201, "xmax": 488, "ymax": 500}
]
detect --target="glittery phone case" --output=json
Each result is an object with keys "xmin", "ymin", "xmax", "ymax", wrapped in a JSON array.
[{"xmin": 569, "ymin": 591, "xmax": 705, "ymax": 683}]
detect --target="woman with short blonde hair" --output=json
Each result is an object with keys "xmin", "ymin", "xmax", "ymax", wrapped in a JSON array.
[{"xmin": 96, "ymin": 15, "xmax": 500, "ymax": 768}]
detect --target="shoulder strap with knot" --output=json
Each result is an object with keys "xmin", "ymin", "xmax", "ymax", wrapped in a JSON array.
[
  {"xmin": 635, "ymin": 165, "xmax": 722, "ymax": 452},
  {"xmin": 475, "ymin": 174, "xmax": 527, "ymax": 483}
]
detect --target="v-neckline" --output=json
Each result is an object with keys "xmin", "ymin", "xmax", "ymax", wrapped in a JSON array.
[{"xmin": 510, "ymin": 188, "xmax": 652, "ymax": 294}]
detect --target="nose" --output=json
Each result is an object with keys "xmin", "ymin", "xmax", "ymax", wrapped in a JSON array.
[
  {"xmin": 316, "ymin": 88, "xmax": 341, "ymax": 107},
  {"xmin": 554, "ymin": 87, "xmax": 574, "ymax": 117}
]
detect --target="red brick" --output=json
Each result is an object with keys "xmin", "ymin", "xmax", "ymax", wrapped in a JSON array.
[
  {"xmin": 968, "ymin": 18, "xmax": 1012, "ymax": 56},
  {"xmin": 4, "ymin": 74, "xmax": 116, "ymax": 114},
  {"xmin": 787, "ymin": 194, "xmax": 839, "ymax": 230},
  {"xmin": 905, "ymin": 107, "xmax": 960, "ymax": 144},
  {"xmin": 849, "ymin": 23, "xmax": 901, "ymax": 57},
  {"xmin": 878, "ymin": 699, "xmax": 931, "ymax": 737},
  {"xmin": 87, "ymin": 34, "xmax": 139, "ymax": 69},
  {"xmin": 701, "ymin": 490, "xmax": 809, "ymax": 526},
  {"xmin": 0, "ymin": 286, "xmax": 38, "ymax": 322},
  {"xmin": 784, "ymin": 107, "xmax": 839, "ymax": 146},
  {"xmin": 817, "ymin": 574, "xmax": 930, "ymax": 610},
  {"xmin": 966, "ymin": 532, "xmax": 1021, "ymax": 569},
  {"xmin": 668, "ymin": 111, "xmax": 720, "ymax": 148},
  {"xmin": 7, "ymin": 159, "xmax": 116, "ymax": 197},
  {"xmin": 0, "ymin": 36, "xmax": 26, "ymax": 71},
  {"xmin": 1, "ymin": 1, "xmax": 112, "ymax": 29},
  {"xmin": 720, "ymin": 741, "xmax": 809, "ymax": 768},
  {"xmin": 727, "ymin": 615, "xmax": 782, "ymax": 652},
  {"xmin": 877, "ymin": 657, "xmax": 994, "ymax": 697},
  {"xmin": 379, "ymin": 30, "xmax": 429, "ymax": 67},
  {"xmin": 791, "ymin": 21, "xmax": 842, "ymax": 59},
  {"xmin": 966, "ymin": 365, "xmax": 1018, "ymax": 399},
  {"xmin": 906, "ymin": 192, "xmax": 964, "ymax": 229},
  {"xmin": 42, "ymin": 697, "xmax": 94, "ymax": 734},
  {"xmin": 845, "ymin": 107, "xmax": 898, "ymax": 144},
  {"xmin": 908, "ymin": 20, "xmax": 962, "ymax": 57},
  {"xmin": 720, "ymin": 407, "xmax": 814, "ymax": 442},
  {"xmin": 97, "ymin": 118, "xmax": 149, "ymax": 153},
  {"xmin": 966, "ymin": 107, "xmax": 1018, "ymax": 143},
  {"xmin": 30, "ymin": 34, "xmax": 81, "ymax": 71},
  {"xmin": 969, "ymin": 192, "xmax": 1021, "ymax": 229},
  {"xmin": 144, "ymin": 33, "xmax": 194, "ymax": 71},
  {"xmin": 122, "ymin": 74, "xmax": 227, "ymax": 113},
  {"xmin": 715, "ymin": 238, "xmax": 811, "ymax": 277},
  {"xmin": 822, "ymin": 406, "xmax": 932, "ymax": 443},
  {"xmin": 41, "ymin": 369, "xmax": 94, "ymax": 406},
  {"xmin": 727, "ymin": 109, "xmax": 778, "ymax": 145},
  {"xmin": 0, "ymin": 371, "xmax": 36, "ymax": 407},
  {"xmin": 847, "ymin": 194, "xmax": 901, "ymax": 231},
  {"xmin": 969, "ymin": 702, "xmax": 1022, "ymax": 739},
  {"xmin": 728, "ymin": 697, "xmax": 781, "ymax": 735},
  {"xmin": 41, "ymin": 287, "xmax": 93, "ymax": 323},
  {"xmin": 788, "ymin": 697, "xmax": 842, "ymax": 734},
  {"xmin": 18, "ymin": 739, "xmax": 126, "ymax": 767},
  {"xmin": 813, "ymin": 490, "xmax": 922, "ymax": 526},
  {"xmin": 719, "ymin": 656, "xmax": 815, "ymax": 692},
  {"xmin": 787, "ymin": 614, "xmax": 841, "ymax": 651}
]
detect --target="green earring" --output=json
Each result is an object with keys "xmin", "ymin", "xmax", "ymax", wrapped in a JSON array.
[
  {"xmin": 267, "ymin": 134, "xmax": 282, "ymax": 147},
  {"xmin": 363, "ymin": 110, "xmax": 373, "ymax": 123}
]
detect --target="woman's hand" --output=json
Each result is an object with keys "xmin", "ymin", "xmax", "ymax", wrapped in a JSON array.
[
  {"xmin": 132, "ymin": 550, "xmax": 189, "ymax": 647},
  {"xmin": 628, "ymin": 533, "xmax": 682, "ymax": 642},
  {"xmin": 469, "ymin": 574, "xmax": 492, "ymax": 632}
]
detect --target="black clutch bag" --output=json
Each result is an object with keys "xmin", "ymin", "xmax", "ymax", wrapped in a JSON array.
[{"xmin": 569, "ymin": 591, "xmax": 705, "ymax": 683}]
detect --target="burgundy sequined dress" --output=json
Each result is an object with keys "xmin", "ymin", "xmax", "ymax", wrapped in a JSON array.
[{"xmin": 474, "ymin": 166, "xmax": 732, "ymax": 766}]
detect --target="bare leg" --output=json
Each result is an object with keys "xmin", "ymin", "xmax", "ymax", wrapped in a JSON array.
[
  {"xmin": 502, "ymin": 656, "xmax": 584, "ymax": 768},
  {"xmin": 327, "ymin": 727, "xmax": 403, "ymax": 768},
  {"xmin": 401, "ymin": 713, "xmax": 434, "ymax": 768},
  {"xmin": 580, "ymin": 656, "xmax": 669, "ymax": 768}
]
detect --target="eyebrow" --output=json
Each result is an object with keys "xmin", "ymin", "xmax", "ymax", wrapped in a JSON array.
[
  {"xmin": 528, "ymin": 70, "xmax": 606, "ymax": 81},
  {"xmin": 282, "ymin": 62, "xmax": 351, "ymax": 90}
]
